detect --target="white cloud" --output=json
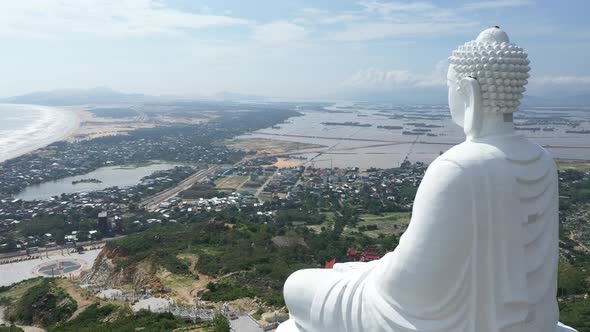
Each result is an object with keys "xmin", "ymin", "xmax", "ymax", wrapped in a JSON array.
[
  {"xmin": 326, "ymin": 1, "xmax": 534, "ymax": 42},
  {"xmin": 253, "ymin": 21, "xmax": 307, "ymax": 45},
  {"xmin": 359, "ymin": 1, "xmax": 436, "ymax": 15},
  {"xmin": 319, "ymin": 14, "xmax": 365, "ymax": 25},
  {"xmin": 334, "ymin": 21, "xmax": 478, "ymax": 41},
  {"xmin": 317, "ymin": 1, "xmax": 478, "ymax": 41},
  {"xmin": 342, "ymin": 68, "xmax": 590, "ymax": 98},
  {"xmin": 301, "ymin": 7, "xmax": 323, "ymax": 15},
  {"xmin": 462, "ymin": 0, "xmax": 533, "ymax": 10},
  {"xmin": 342, "ymin": 60, "xmax": 448, "ymax": 89},
  {"xmin": 0, "ymin": 0, "xmax": 252, "ymax": 38}
]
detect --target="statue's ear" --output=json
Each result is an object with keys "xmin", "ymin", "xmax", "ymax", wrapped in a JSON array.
[{"xmin": 460, "ymin": 77, "xmax": 483, "ymax": 139}]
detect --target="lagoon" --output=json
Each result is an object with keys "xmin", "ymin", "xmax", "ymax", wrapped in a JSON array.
[{"xmin": 16, "ymin": 163, "xmax": 182, "ymax": 201}]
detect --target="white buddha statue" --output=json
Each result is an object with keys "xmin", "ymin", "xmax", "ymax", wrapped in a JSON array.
[{"xmin": 277, "ymin": 27, "xmax": 577, "ymax": 332}]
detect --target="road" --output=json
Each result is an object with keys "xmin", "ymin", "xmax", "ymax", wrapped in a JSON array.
[
  {"xmin": 255, "ymin": 169, "xmax": 279, "ymax": 198},
  {"xmin": 139, "ymin": 165, "xmax": 222, "ymax": 211},
  {"xmin": 0, "ymin": 236, "xmax": 121, "ymax": 261}
]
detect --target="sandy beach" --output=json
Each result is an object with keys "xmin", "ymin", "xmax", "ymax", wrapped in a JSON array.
[
  {"xmin": 64, "ymin": 106, "xmax": 156, "ymax": 142},
  {"xmin": 0, "ymin": 103, "xmax": 221, "ymax": 164}
]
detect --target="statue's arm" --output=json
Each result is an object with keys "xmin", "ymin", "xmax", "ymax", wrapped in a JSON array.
[{"xmin": 373, "ymin": 159, "xmax": 474, "ymax": 309}]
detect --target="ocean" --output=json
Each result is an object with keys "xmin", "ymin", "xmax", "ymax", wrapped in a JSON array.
[{"xmin": 0, "ymin": 104, "xmax": 78, "ymax": 163}]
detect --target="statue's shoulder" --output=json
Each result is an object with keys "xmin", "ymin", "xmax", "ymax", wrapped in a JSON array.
[
  {"xmin": 435, "ymin": 135, "xmax": 555, "ymax": 171},
  {"xmin": 434, "ymin": 140, "xmax": 499, "ymax": 169}
]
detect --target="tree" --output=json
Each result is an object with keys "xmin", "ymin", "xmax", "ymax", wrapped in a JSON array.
[
  {"xmin": 212, "ymin": 315, "xmax": 230, "ymax": 332},
  {"xmin": 558, "ymin": 262, "xmax": 589, "ymax": 296}
]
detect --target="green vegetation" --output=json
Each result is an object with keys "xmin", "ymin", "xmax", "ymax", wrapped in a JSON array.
[
  {"xmin": 49, "ymin": 303, "xmax": 117, "ymax": 332},
  {"xmin": 3, "ymin": 278, "xmax": 77, "ymax": 328},
  {"xmin": 202, "ymin": 280, "xmax": 256, "ymax": 302},
  {"xmin": 211, "ymin": 315, "xmax": 231, "ymax": 332},
  {"xmin": 50, "ymin": 304, "xmax": 188, "ymax": 332},
  {"xmin": 215, "ymin": 175, "xmax": 248, "ymax": 190},
  {"xmin": 560, "ymin": 169, "xmax": 590, "ymax": 208},
  {"xmin": 0, "ymin": 326, "xmax": 23, "ymax": 332},
  {"xmin": 0, "ymin": 278, "xmax": 43, "ymax": 299},
  {"xmin": 110, "ymin": 226, "xmax": 198, "ymax": 276},
  {"xmin": 1, "ymin": 161, "xmax": 586, "ymax": 330},
  {"xmin": 257, "ymin": 192, "xmax": 273, "ymax": 202},
  {"xmin": 558, "ymin": 160, "xmax": 590, "ymax": 172},
  {"xmin": 557, "ymin": 262, "xmax": 590, "ymax": 331},
  {"xmin": 559, "ymin": 299, "xmax": 590, "ymax": 332},
  {"xmin": 557, "ymin": 168, "xmax": 590, "ymax": 330},
  {"xmin": 181, "ymin": 183, "xmax": 223, "ymax": 199},
  {"xmin": 558, "ymin": 262, "xmax": 590, "ymax": 297},
  {"xmin": 0, "ymin": 280, "xmax": 188, "ymax": 332},
  {"xmin": 108, "ymin": 203, "xmax": 398, "ymax": 307},
  {"xmin": 352, "ymin": 212, "xmax": 410, "ymax": 238},
  {"xmin": 251, "ymin": 307, "xmax": 265, "ymax": 320}
]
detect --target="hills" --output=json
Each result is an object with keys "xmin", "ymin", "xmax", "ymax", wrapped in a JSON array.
[
  {"xmin": 0, "ymin": 87, "xmax": 266, "ymax": 106},
  {"xmin": 0, "ymin": 87, "xmax": 160, "ymax": 106}
]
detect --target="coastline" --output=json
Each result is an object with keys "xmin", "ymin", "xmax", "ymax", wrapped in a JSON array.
[{"xmin": 0, "ymin": 104, "xmax": 80, "ymax": 163}]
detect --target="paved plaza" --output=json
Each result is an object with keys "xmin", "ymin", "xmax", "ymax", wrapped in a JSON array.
[{"xmin": 0, "ymin": 249, "xmax": 100, "ymax": 287}]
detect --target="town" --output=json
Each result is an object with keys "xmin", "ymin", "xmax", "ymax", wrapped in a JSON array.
[
  {"xmin": 0, "ymin": 106, "xmax": 589, "ymax": 331},
  {"xmin": 0, "ymin": 157, "xmax": 428, "ymax": 256}
]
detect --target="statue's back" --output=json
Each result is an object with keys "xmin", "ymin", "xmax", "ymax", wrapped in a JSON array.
[
  {"xmin": 438, "ymin": 134, "xmax": 559, "ymax": 331},
  {"xmin": 277, "ymin": 27, "xmax": 577, "ymax": 332}
]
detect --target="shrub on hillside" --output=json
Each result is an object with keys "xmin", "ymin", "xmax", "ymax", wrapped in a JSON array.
[{"xmin": 5, "ymin": 279, "xmax": 77, "ymax": 327}]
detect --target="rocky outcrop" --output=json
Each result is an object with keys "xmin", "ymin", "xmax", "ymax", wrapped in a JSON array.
[{"xmin": 80, "ymin": 245, "xmax": 161, "ymax": 290}]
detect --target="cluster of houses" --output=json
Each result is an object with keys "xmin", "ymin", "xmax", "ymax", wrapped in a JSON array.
[
  {"xmin": 0, "ymin": 125, "xmax": 242, "ymax": 196},
  {"xmin": 0, "ymin": 166, "xmax": 196, "ymax": 253},
  {"xmin": 288, "ymin": 163, "xmax": 426, "ymax": 206},
  {"xmin": 264, "ymin": 167, "xmax": 303, "ymax": 195},
  {"xmin": 1, "ymin": 159, "xmax": 429, "ymax": 255}
]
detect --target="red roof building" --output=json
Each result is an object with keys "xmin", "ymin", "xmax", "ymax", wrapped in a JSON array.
[
  {"xmin": 347, "ymin": 246, "xmax": 381, "ymax": 262},
  {"xmin": 325, "ymin": 258, "xmax": 336, "ymax": 269}
]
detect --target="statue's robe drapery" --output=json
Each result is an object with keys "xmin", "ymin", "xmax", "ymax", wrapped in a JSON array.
[{"xmin": 282, "ymin": 134, "xmax": 561, "ymax": 332}]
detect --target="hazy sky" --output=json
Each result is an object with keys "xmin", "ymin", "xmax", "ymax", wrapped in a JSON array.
[{"xmin": 0, "ymin": 0, "xmax": 589, "ymax": 100}]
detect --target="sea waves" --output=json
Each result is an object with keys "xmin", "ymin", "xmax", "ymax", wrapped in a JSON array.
[{"xmin": 0, "ymin": 104, "xmax": 79, "ymax": 163}]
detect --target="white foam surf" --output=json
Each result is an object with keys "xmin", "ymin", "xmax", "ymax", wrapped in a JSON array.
[{"xmin": 0, "ymin": 104, "xmax": 79, "ymax": 163}]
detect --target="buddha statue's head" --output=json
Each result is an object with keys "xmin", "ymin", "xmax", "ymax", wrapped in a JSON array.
[{"xmin": 447, "ymin": 27, "xmax": 530, "ymax": 139}]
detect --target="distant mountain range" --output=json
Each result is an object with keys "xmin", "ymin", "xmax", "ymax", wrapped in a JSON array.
[
  {"xmin": 2, "ymin": 87, "xmax": 590, "ymax": 107},
  {"xmin": 0, "ymin": 87, "xmax": 266, "ymax": 106},
  {"xmin": 0, "ymin": 87, "xmax": 160, "ymax": 106}
]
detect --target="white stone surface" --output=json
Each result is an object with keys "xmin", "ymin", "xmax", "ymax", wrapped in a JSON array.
[
  {"xmin": 0, "ymin": 250, "xmax": 100, "ymax": 287},
  {"xmin": 97, "ymin": 288, "xmax": 124, "ymax": 300},
  {"xmin": 277, "ymin": 27, "xmax": 577, "ymax": 332},
  {"xmin": 132, "ymin": 297, "xmax": 172, "ymax": 313}
]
